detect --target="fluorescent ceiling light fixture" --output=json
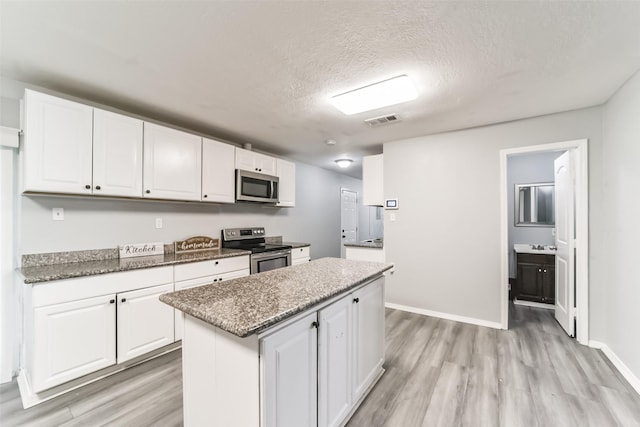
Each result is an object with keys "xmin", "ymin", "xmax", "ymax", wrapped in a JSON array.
[
  {"xmin": 330, "ymin": 75, "xmax": 418, "ymax": 115},
  {"xmin": 335, "ymin": 159, "xmax": 353, "ymax": 168}
]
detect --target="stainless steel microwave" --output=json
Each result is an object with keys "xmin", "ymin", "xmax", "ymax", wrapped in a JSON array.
[{"xmin": 235, "ymin": 169, "xmax": 279, "ymax": 203}]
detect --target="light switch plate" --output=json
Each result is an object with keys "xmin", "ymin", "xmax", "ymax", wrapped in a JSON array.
[
  {"xmin": 155, "ymin": 218, "xmax": 163, "ymax": 229},
  {"xmin": 390, "ymin": 213, "xmax": 396, "ymax": 222},
  {"xmin": 52, "ymin": 208, "xmax": 64, "ymax": 221}
]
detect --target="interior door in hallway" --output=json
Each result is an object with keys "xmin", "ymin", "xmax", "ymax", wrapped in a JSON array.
[
  {"xmin": 554, "ymin": 150, "xmax": 575, "ymax": 337},
  {"xmin": 340, "ymin": 189, "xmax": 358, "ymax": 258}
]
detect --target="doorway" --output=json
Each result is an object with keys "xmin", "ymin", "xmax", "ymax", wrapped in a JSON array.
[
  {"xmin": 340, "ymin": 188, "xmax": 358, "ymax": 258},
  {"xmin": 499, "ymin": 139, "xmax": 589, "ymax": 345}
]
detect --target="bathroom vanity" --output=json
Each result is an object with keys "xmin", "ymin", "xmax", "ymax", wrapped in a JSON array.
[{"xmin": 514, "ymin": 244, "xmax": 556, "ymax": 305}]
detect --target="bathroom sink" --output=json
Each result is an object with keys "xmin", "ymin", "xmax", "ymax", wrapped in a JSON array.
[{"xmin": 514, "ymin": 244, "xmax": 557, "ymax": 254}]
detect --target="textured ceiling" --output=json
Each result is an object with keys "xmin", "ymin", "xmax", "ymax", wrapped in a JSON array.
[{"xmin": 1, "ymin": 1, "xmax": 639, "ymax": 178}]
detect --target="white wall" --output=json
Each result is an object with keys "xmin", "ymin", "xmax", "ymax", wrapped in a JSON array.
[
  {"xmin": 600, "ymin": 70, "xmax": 640, "ymax": 383},
  {"xmin": 507, "ymin": 151, "xmax": 561, "ymax": 277},
  {"xmin": 383, "ymin": 107, "xmax": 604, "ymax": 325}
]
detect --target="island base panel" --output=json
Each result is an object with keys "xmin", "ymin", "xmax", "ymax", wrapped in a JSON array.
[{"xmin": 182, "ymin": 315, "xmax": 259, "ymax": 427}]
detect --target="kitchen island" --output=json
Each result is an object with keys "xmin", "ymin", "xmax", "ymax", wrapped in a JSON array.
[{"xmin": 160, "ymin": 257, "xmax": 391, "ymax": 427}]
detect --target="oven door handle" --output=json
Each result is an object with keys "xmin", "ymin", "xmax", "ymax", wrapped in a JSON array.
[{"xmin": 252, "ymin": 250, "xmax": 291, "ymax": 260}]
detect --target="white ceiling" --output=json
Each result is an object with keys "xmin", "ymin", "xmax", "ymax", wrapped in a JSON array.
[{"xmin": 1, "ymin": 1, "xmax": 639, "ymax": 178}]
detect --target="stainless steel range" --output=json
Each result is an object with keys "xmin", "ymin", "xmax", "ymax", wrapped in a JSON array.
[{"xmin": 221, "ymin": 227, "xmax": 292, "ymax": 274}]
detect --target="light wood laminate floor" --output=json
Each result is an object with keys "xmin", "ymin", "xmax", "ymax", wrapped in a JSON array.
[{"xmin": 1, "ymin": 304, "xmax": 639, "ymax": 426}]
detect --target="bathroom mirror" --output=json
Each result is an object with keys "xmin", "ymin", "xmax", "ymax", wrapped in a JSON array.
[{"xmin": 515, "ymin": 182, "xmax": 555, "ymax": 227}]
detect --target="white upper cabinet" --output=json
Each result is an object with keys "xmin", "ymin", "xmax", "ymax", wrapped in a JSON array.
[
  {"xmin": 202, "ymin": 137, "xmax": 235, "ymax": 203},
  {"xmin": 143, "ymin": 123, "xmax": 202, "ymax": 201},
  {"xmin": 23, "ymin": 89, "xmax": 93, "ymax": 194},
  {"xmin": 235, "ymin": 147, "xmax": 277, "ymax": 176},
  {"xmin": 362, "ymin": 154, "xmax": 384, "ymax": 206},
  {"xmin": 276, "ymin": 158, "xmax": 296, "ymax": 207},
  {"xmin": 93, "ymin": 109, "xmax": 143, "ymax": 197}
]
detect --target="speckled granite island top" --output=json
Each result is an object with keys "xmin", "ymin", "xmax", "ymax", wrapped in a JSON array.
[
  {"xmin": 19, "ymin": 249, "xmax": 251, "ymax": 284},
  {"xmin": 160, "ymin": 257, "xmax": 392, "ymax": 338}
]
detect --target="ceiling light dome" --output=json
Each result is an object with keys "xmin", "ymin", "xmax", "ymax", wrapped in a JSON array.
[{"xmin": 335, "ymin": 159, "xmax": 353, "ymax": 168}]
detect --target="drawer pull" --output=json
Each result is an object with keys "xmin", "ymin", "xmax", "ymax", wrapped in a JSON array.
[{"xmin": 121, "ymin": 298, "xmax": 126, "ymax": 303}]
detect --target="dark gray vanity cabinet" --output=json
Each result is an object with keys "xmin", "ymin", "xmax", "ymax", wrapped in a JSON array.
[{"xmin": 515, "ymin": 253, "xmax": 555, "ymax": 304}]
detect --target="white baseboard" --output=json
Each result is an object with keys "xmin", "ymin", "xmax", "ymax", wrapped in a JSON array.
[
  {"xmin": 513, "ymin": 299, "xmax": 554, "ymax": 310},
  {"xmin": 589, "ymin": 340, "xmax": 640, "ymax": 396},
  {"xmin": 18, "ymin": 343, "xmax": 180, "ymax": 408},
  {"xmin": 385, "ymin": 302, "xmax": 502, "ymax": 330}
]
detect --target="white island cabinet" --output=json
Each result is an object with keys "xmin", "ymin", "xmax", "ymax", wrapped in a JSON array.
[{"xmin": 177, "ymin": 272, "xmax": 386, "ymax": 427}]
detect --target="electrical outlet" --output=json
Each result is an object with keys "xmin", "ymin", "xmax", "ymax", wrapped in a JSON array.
[
  {"xmin": 52, "ymin": 208, "xmax": 64, "ymax": 221},
  {"xmin": 155, "ymin": 218, "xmax": 163, "ymax": 229},
  {"xmin": 390, "ymin": 213, "xmax": 396, "ymax": 222}
]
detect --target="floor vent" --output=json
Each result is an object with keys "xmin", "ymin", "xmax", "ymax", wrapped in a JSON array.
[{"xmin": 364, "ymin": 114, "xmax": 401, "ymax": 127}]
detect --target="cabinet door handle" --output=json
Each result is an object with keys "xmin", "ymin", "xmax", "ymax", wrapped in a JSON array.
[
  {"xmin": 215, "ymin": 261, "xmax": 219, "ymax": 265},
  {"xmin": 95, "ymin": 185, "xmax": 101, "ymax": 190},
  {"xmin": 145, "ymin": 190, "xmax": 150, "ymax": 194},
  {"xmin": 353, "ymin": 297, "xmax": 360, "ymax": 303},
  {"xmin": 311, "ymin": 321, "xmax": 319, "ymax": 329},
  {"xmin": 121, "ymin": 298, "xmax": 126, "ymax": 303},
  {"xmin": 85, "ymin": 184, "xmax": 91, "ymax": 189},
  {"xmin": 109, "ymin": 299, "xmax": 115, "ymax": 304},
  {"xmin": 538, "ymin": 268, "xmax": 542, "ymax": 272},
  {"xmin": 203, "ymin": 194, "xmax": 208, "ymax": 198},
  {"xmin": 543, "ymin": 269, "xmax": 547, "ymax": 273}
]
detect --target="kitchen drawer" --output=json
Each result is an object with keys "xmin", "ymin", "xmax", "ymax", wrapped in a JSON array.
[
  {"xmin": 516, "ymin": 253, "xmax": 555, "ymax": 265},
  {"xmin": 174, "ymin": 255, "xmax": 250, "ymax": 282},
  {"xmin": 30, "ymin": 266, "xmax": 173, "ymax": 308},
  {"xmin": 292, "ymin": 246, "xmax": 310, "ymax": 260}
]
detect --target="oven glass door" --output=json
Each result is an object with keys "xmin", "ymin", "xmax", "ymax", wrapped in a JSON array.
[
  {"xmin": 242, "ymin": 176, "xmax": 271, "ymax": 199},
  {"xmin": 251, "ymin": 251, "xmax": 291, "ymax": 274},
  {"xmin": 236, "ymin": 170, "xmax": 279, "ymax": 203}
]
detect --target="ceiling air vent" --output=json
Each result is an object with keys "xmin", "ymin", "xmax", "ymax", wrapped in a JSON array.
[{"xmin": 364, "ymin": 114, "xmax": 401, "ymax": 127}]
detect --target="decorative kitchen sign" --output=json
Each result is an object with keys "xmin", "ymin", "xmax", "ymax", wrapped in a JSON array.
[
  {"xmin": 119, "ymin": 242, "xmax": 164, "ymax": 259},
  {"xmin": 174, "ymin": 236, "xmax": 220, "ymax": 254}
]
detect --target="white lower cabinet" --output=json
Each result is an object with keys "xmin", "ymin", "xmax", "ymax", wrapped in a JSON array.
[
  {"xmin": 261, "ymin": 312, "xmax": 318, "ymax": 427},
  {"xmin": 291, "ymin": 246, "xmax": 310, "ymax": 265},
  {"xmin": 261, "ymin": 276, "xmax": 385, "ymax": 427},
  {"xmin": 23, "ymin": 267, "xmax": 174, "ymax": 395},
  {"xmin": 31, "ymin": 294, "xmax": 116, "ymax": 392},
  {"xmin": 116, "ymin": 283, "xmax": 175, "ymax": 363}
]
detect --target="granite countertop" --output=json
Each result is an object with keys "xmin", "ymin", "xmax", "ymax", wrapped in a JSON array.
[
  {"xmin": 284, "ymin": 242, "xmax": 310, "ymax": 249},
  {"xmin": 160, "ymin": 257, "xmax": 392, "ymax": 338},
  {"xmin": 344, "ymin": 241, "xmax": 384, "ymax": 249},
  {"xmin": 18, "ymin": 249, "xmax": 251, "ymax": 284}
]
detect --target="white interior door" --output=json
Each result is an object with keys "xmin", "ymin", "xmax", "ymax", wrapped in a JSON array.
[
  {"xmin": 340, "ymin": 189, "xmax": 358, "ymax": 258},
  {"xmin": 554, "ymin": 151, "xmax": 575, "ymax": 336}
]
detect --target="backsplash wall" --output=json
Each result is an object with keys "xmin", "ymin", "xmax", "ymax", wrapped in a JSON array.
[{"xmin": 18, "ymin": 161, "xmax": 366, "ymax": 261}]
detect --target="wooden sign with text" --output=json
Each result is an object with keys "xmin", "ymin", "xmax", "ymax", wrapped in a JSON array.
[
  {"xmin": 174, "ymin": 236, "xmax": 220, "ymax": 254},
  {"xmin": 119, "ymin": 242, "xmax": 164, "ymax": 259}
]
